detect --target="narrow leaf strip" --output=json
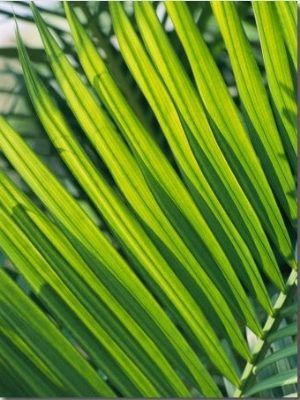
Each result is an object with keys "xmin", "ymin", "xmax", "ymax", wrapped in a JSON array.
[
  {"xmin": 17, "ymin": 21, "xmax": 235, "ymax": 380},
  {"xmin": 64, "ymin": 1, "xmax": 264, "ymax": 336},
  {"xmin": 252, "ymin": 1, "xmax": 297, "ymax": 174},
  {"xmin": 254, "ymin": 343, "xmax": 297, "ymax": 373},
  {"xmin": 211, "ymin": 1, "xmax": 296, "ymax": 225},
  {"xmin": 242, "ymin": 369, "xmax": 297, "ymax": 398},
  {"xmin": 275, "ymin": 1, "xmax": 297, "ymax": 73},
  {"xmin": 134, "ymin": 1, "xmax": 280, "ymax": 309},
  {"xmin": 0, "ymin": 209, "xmax": 169, "ymax": 396},
  {"xmin": 0, "ymin": 337, "xmax": 59, "ymax": 397}
]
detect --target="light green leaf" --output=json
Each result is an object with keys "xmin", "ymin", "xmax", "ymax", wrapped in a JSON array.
[
  {"xmin": 1, "ymin": 173, "xmax": 201, "ymax": 396},
  {"xmin": 27, "ymin": 1, "xmax": 255, "ymax": 370},
  {"xmin": 108, "ymin": 0, "xmax": 274, "ymax": 316},
  {"xmin": 0, "ymin": 2, "xmax": 296, "ymax": 397},
  {"xmin": 0, "ymin": 115, "xmax": 227, "ymax": 395},
  {"xmin": 211, "ymin": 1, "xmax": 296, "ymax": 226},
  {"xmin": 165, "ymin": 1, "xmax": 294, "ymax": 263},
  {"xmin": 0, "ymin": 208, "xmax": 166, "ymax": 396},
  {"xmin": 275, "ymin": 1, "xmax": 297, "ymax": 74},
  {"xmin": 253, "ymin": 1, "xmax": 297, "ymax": 175},
  {"xmin": 1, "ymin": 124, "xmax": 217, "ymax": 396},
  {"xmin": 109, "ymin": 1, "xmax": 263, "ymax": 339},
  {"xmin": 63, "ymin": 2, "xmax": 265, "ymax": 334},
  {"xmin": 15, "ymin": 23, "xmax": 229, "ymax": 395}
]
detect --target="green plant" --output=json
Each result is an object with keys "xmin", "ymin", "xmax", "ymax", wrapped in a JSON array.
[{"xmin": 0, "ymin": 1, "xmax": 297, "ymax": 397}]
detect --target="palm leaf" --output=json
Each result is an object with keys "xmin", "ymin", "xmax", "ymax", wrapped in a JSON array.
[
  {"xmin": 0, "ymin": 1, "xmax": 297, "ymax": 397},
  {"xmin": 29, "ymin": 2, "xmax": 257, "ymax": 359},
  {"xmin": 15, "ymin": 19, "xmax": 242, "ymax": 385},
  {"xmin": 0, "ymin": 267, "xmax": 115, "ymax": 397},
  {"xmin": 211, "ymin": 1, "xmax": 296, "ymax": 223}
]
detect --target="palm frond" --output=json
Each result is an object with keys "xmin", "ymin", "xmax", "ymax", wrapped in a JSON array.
[{"xmin": 0, "ymin": 1, "xmax": 297, "ymax": 397}]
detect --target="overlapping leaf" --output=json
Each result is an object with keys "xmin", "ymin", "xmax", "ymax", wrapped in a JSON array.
[
  {"xmin": 26, "ymin": 2, "xmax": 260, "ymax": 363},
  {"xmin": 211, "ymin": 1, "xmax": 296, "ymax": 225},
  {"xmin": 15, "ymin": 18, "xmax": 242, "ymax": 392},
  {"xmin": 0, "ymin": 268, "xmax": 115, "ymax": 397},
  {"xmin": 0, "ymin": 1, "xmax": 297, "ymax": 398},
  {"xmin": 64, "ymin": 1, "xmax": 276, "ymax": 323},
  {"xmin": 164, "ymin": 1, "xmax": 294, "ymax": 262}
]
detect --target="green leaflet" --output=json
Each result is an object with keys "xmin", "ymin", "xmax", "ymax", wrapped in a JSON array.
[
  {"xmin": 242, "ymin": 369, "xmax": 297, "ymax": 398},
  {"xmin": 0, "ymin": 327, "xmax": 65, "ymax": 397},
  {"xmin": 134, "ymin": 0, "xmax": 281, "ymax": 309},
  {"xmin": 234, "ymin": 269, "xmax": 297, "ymax": 397},
  {"xmin": 275, "ymin": 1, "xmax": 297, "ymax": 74},
  {"xmin": 211, "ymin": 1, "xmax": 296, "ymax": 226},
  {"xmin": 252, "ymin": 1, "xmax": 297, "ymax": 176},
  {"xmin": 164, "ymin": 1, "xmax": 294, "ymax": 262},
  {"xmin": 109, "ymin": 1, "xmax": 286, "ymax": 295},
  {"xmin": 0, "ymin": 268, "xmax": 115, "ymax": 397},
  {"xmin": 0, "ymin": 117, "xmax": 226, "ymax": 396},
  {"xmin": 0, "ymin": 183, "xmax": 202, "ymax": 395},
  {"xmin": 0, "ymin": 215, "xmax": 158, "ymax": 396},
  {"xmin": 26, "ymin": 1, "xmax": 257, "ymax": 364},
  {"xmin": 2, "ymin": 175, "xmax": 202, "ymax": 396},
  {"xmin": 78, "ymin": 2, "xmax": 154, "ymax": 136},
  {"xmin": 108, "ymin": 2, "xmax": 264, "ymax": 337},
  {"xmin": 267, "ymin": 323, "xmax": 297, "ymax": 345},
  {"xmin": 63, "ymin": 1, "xmax": 275, "ymax": 319},
  {"xmin": 254, "ymin": 343, "xmax": 297, "ymax": 373},
  {"xmin": 0, "ymin": 2, "xmax": 297, "ymax": 397},
  {"xmin": 15, "ymin": 24, "xmax": 231, "ymax": 393}
]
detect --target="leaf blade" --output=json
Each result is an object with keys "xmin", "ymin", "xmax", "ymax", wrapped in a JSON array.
[
  {"xmin": 211, "ymin": 1, "xmax": 296, "ymax": 225},
  {"xmin": 15, "ymin": 28, "xmax": 226, "ymax": 395},
  {"xmin": 0, "ymin": 268, "xmax": 116, "ymax": 397},
  {"xmin": 165, "ymin": 1, "xmax": 294, "ymax": 262},
  {"xmin": 27, "ymin": 1, "xmax": 253, "ymax": 376}
]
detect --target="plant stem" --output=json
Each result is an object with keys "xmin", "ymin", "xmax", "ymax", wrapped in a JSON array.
[{"xmin": 234, "ymin": 269, "xmax": 297, "ymax": 397}]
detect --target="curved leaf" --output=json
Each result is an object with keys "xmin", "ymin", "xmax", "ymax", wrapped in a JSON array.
[
  {"xmin": 109, "ymin": 1, "xmax": 263, "ymax": 338},
  {"xmin": 0, "ymin": 1, "xmax": 297, "ymax": 397}
]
